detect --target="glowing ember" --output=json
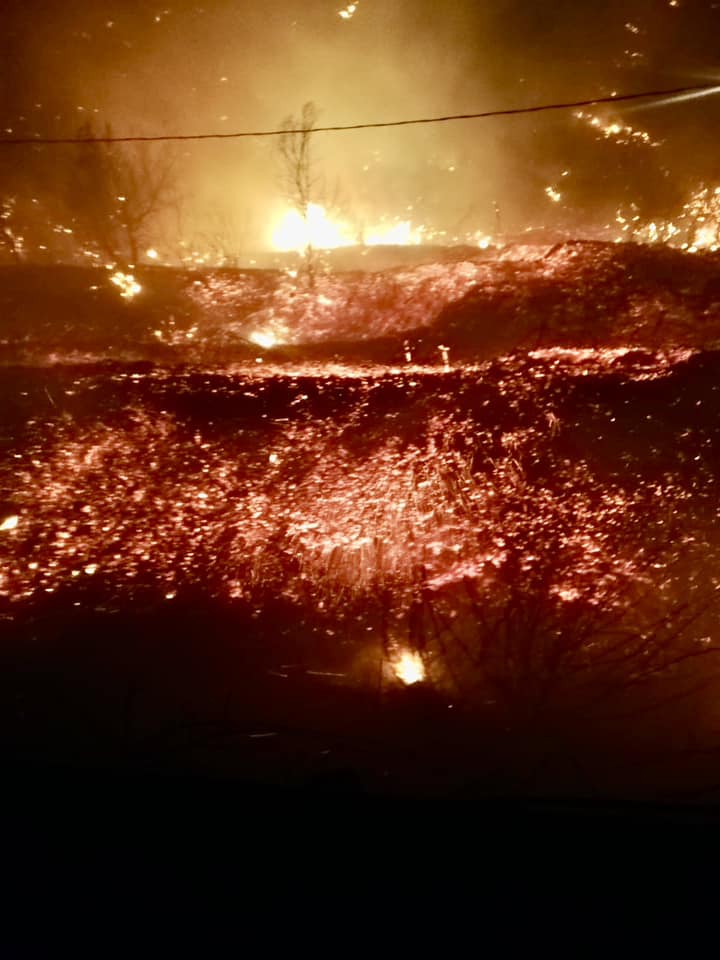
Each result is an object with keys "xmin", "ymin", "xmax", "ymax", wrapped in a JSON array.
[
  {"xmin": 146, "ymin": 248, "xmax": 158, "ymax": 260},
  {"xmin": 574, "ymin": 110, "xmax": 659, "ymax": 147},
  {"xmin": 545, "ymin": 187, "xmax": 562, "ymax": 203},
  {"xmin": 110, "ymin": 271, "xmax": 142, "ymax": 300},
  {"xmin": 0, "ymin": 515, "xmax": 19, "ymax": 532},
  {"xmin": 395, "ymin": 651, "xmax": 425, "ymax": 685}
]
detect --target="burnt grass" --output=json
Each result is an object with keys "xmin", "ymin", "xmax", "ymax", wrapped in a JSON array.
[{"xmin": 3, "ymin": 245, "xmax": 720, "ymax": 804}]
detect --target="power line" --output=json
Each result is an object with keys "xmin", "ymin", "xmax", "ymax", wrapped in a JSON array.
[{"xmin": 0, "ymin": 82, "xmax": 717, "ymax": 146}]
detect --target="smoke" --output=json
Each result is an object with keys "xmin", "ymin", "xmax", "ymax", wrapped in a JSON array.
[{"xmin": 3, "ymin": 0, "xmax": 720, "ymax": 255}]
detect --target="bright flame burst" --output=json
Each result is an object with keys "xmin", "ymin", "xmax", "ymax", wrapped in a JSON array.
[
  {"xmin": 249, "ymin": 330, "xmax": 278, "ymax": 349},
  {"xmin": 395, "ymin": 651, "xmax": 426, "ymax": 685},
  {"xmin": 110, "ymin": 271, "xmax": 142, "ymax": 300},
  {"xmin": 272, "ymin": 204, "xmax": 354, "ymax": 253},
  {"xmin": 270, "ymin": 205, "xmax": 425, "ymax": 253}
]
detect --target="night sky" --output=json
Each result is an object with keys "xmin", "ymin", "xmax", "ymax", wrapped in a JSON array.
[{"xmin": 3, "ymin": 1, "xmax": 720, "ymax": 250}]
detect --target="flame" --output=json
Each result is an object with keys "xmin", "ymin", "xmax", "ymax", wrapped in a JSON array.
[
  {"xmin": 618, "ymin": 184, "xmax": 720, "ymax": 251},
  {"xmin": 271, "ymin": 203, "xmax": 354, "ymax": 253},
  {"xmin": 395, "ymin": 651, "xmax": 425, "ymax": 685},
  {"xmin": 110, "ymin": 271, "xmax": 142, "ymax": 300},
  {"xmin": 270, "ymin": 206, "xmax": 428, "ymax": 252},
  {"xmin": 249, "ymin": 330, "xmax": 278, "ymax": 349}
]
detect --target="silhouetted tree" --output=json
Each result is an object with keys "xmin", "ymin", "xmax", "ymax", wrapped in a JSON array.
[
  {"xmin": 278, "ymin": 102, "xmax": 321, "ymax": 287},
  {"xmin": 67, "ymin": 122, "xmax": 176, "ymax": 267}
]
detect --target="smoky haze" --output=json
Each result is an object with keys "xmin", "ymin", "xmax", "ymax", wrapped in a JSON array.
[{"xmin": 2, "ymin": 0, "xmax": 720, "ymax": 259}]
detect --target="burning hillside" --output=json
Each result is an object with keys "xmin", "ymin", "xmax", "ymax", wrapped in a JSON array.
[{"xmin": 2, "ymin": 241, "xmax": 720, "ymax": 366}]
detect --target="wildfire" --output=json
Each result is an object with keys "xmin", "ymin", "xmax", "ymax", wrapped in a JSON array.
[
  {"xmin": 395, "ymin": 651, "xmax": 425, "ymax": 685},
  {"xmin": 110, "ymin": 271, "xmax": 142, "ymax": 300}
]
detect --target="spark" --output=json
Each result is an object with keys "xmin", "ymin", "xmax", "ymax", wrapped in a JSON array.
[
  {"xmin": 545, "ymin": 186, "xmax": 562, "ymax": 203},
  {"xmin": 0, "ymin": 515, "xmax": 19, "ymax": 532},
  {"xmin": 629, "ymin": 84, "xmax": 720, "ymax": 112},
  {"xmin": 146, "ymin": 248, "xmax": 158, "ymax": 260},
  {"xmin": 338, "ymin": 3, "xmax": 358, "ymax": 19}
]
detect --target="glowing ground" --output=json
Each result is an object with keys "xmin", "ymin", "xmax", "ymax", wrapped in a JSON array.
[{"xmin": 2, "ymin": 345, "xmax": 720, "ymax": 797}]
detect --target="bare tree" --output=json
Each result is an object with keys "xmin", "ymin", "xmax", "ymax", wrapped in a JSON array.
[
  {"xmin": 278, "ymin": 102, "xmax": 321, "ymax": 287},
  {"xmin": 67, "ymin": 122, "xmax": 177, "ymax": 268}
]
